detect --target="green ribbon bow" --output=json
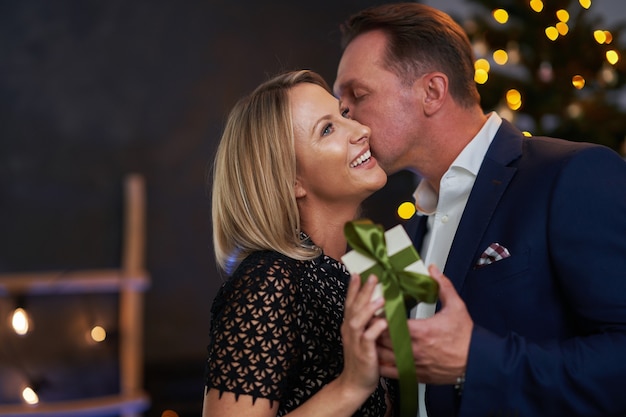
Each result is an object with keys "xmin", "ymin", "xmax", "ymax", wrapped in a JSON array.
[{"xmin": 344, "ymin": 219, "xmax": 439, "ymax": 417}]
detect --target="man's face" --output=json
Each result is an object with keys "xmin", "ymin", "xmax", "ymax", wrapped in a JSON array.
[{"xmin": 334, "ymin": 30, "xmax": 421, "ymax": 175}]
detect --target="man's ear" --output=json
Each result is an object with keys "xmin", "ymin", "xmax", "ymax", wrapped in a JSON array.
[
  {"xmin": 419, "ymin": 72, "xmax": 447, "ymax": 116},
  {"xmin": 295, "ymin": 178, "xmax": 307, "ymax": 198}
]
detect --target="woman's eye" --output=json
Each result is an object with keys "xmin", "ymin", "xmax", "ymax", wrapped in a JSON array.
[{"xmin": 322, "ymin": 123, "xmax": 334, "ymax": 136}]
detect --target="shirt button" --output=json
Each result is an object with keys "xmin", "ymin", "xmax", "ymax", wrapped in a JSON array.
[{"xmin": 441, "ymin": 215, "xmax": 449, "ymax": 223}]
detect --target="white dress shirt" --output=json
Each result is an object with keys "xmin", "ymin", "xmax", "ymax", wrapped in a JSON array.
[{"xmin": 411, "ymin": 112, "xmax": 502, "ymax": 417}]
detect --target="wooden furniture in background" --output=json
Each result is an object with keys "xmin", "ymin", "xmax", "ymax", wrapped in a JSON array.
[{"xmin": 0, "ymin": 174, "xmax": 150, "ymax": 417}]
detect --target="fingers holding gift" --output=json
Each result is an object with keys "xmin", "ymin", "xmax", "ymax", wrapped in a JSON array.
[
  {"xmin": 341, "ymin": 274, "xmax": 388, "ymax": 393},
  {"xmin": 375, "ymin": 266, "xmax": 472, "ymax": 384}
]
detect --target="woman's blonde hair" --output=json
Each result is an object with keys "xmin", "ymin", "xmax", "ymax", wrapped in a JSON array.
[{"xmin": 211, "ymin": 70, "xmax": 330, "ymax": 273}]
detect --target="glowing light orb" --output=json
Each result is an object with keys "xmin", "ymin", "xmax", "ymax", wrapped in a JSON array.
[
  {"xmin": 606, "ymin": 50, "xmax": 619, "ymax": 65},
  {"xmin": 594, "ymin": 30, "xmax": 607, "ymax": 44},
  {"xmin": 493, "ymin": 49, "xmax": 508, "ymax": 65},
  {"xmin": 572, "ymin": 75, "xmax": 586, "ymax": 89},
  {"xmin": 530, "ymin": 0, "xmax": 544, "ymax": 12},
  {"xmin": 397, "ymin": 202, "xmax": 416, "ymax": 220},
  {"xmin": 493, "ymin": 9, "xmax": 509, "ymax": 24},
  {"xmin": 545, "ymin": 26, "xmax": 559, "ymax": 41}
]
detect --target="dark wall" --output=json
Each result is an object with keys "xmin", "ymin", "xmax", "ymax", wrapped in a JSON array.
[{"xmin": 1, "ymin": 0, "xmax": 416, "ymax": 414}]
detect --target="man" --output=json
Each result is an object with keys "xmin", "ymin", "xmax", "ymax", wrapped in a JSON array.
[{"xmin": 334, "ymin": 3, "xmax": 626, "ymax": 416}]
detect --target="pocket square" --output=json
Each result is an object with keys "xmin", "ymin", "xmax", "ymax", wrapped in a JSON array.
[{"xmin": 476, "ymin": 243, "xmax": 510, "ymax": 267}]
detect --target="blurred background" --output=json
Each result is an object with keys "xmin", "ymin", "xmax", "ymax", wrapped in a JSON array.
[{"xmin": 1, "ymin": 0, "xmax": 624, "ymax": 416}]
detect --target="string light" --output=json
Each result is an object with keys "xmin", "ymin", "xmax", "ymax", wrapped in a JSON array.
[
  {"xmin": 22, "ymin": 386, "xmax": 39, "ymax": 405},
  {"xmin": 11, "ymin": 307, "xmax": 30, "ymax": 335},
  {"xmin": 556, "ymin": 22, "xmax": 569, "ymax": 36},
  {"xmin": 91, "ymin": 325, "xmax": 107, "ymax": 343},
  {"xmin": 572, "ymin": 75, "xmax": 586, "ymax": 89},
  {"xmin": 492, "ymin": 9, "xmax": 509, "ymax": 24},
  {"xmin": 493, "ymin": 49, "xmax": 509, "ymax": 65},
  {"xmin": 545, "ymin": 26, "xmax": 559, "ymax": 41},
  {"xmin": 397, "ymin": 202, "xmax": 416, "ymax": 220},
  {"xmin": 579, "ymin": 0, "xmax": 592, "ymax": 9},
  {"xmin": 522, "ymin": 131, "xmax": 533, "ymax": 137},
  {"xmin": 506, "ymin": 89, "xmax": 522, "ymax": 110},
  {"xmin": 603, "ymin": 31, "xmax": 613, "ymax": 44},
  {"xmin": 594, "ymin": 30, "xmax": 607, "ymax": 44},
  {"xmin": 556, "ymin": 10, "xmax": 570, "ymax": 22},
  {"xmin": 474, "ymin": 58, "xmax": 490, "ymax": 84},
  {"xmin": 606, "ymin": 50, "xmax": 619, "ymax": 65},
  {"xmin": 530, "ymin": 0, "xmax": 544, "ymax": 13}
]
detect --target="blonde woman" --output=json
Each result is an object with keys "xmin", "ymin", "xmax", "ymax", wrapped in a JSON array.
[{"xmin": 203, "ymin": 70, "xmax": 392, "ymax": 417}]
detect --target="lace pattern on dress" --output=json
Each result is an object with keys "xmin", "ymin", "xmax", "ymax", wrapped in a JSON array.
[{"xmin": 205, "ymin": 248, "xmax": 392, "ymax": 416}]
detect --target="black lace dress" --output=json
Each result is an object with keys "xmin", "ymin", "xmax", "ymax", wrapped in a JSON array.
[{"xmin": 205, "ymin": 248, "xmax": 393, "ymax": 417}]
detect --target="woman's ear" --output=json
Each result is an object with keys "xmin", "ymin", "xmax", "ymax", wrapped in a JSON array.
[
  {"xmin": 419, "ymin": 72, "xmax": 447, "ymax": 116},
  {"xmin": 295, "ymin": 178, "xmax": 307, "ymax": 198}
]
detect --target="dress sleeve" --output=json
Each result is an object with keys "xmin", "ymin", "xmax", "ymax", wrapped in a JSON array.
[{"xmin": 205, "ymin": 253, "xmax": 301, "ymax": 404}]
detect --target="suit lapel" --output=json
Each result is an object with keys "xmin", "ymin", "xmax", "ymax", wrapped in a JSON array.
[{"xmin": 443, "ymin": 120, "xmax": 522, "ymax": 292}]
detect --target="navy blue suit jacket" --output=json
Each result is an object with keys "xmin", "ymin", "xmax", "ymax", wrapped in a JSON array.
[{"xmin": 405, "ymin": 120, "xmax": 626, "ymax": 417}]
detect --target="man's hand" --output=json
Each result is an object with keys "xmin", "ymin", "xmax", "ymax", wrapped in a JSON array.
[{"xmin": 377, "ymin": 265, "xmax": 472, "ymax": 384}]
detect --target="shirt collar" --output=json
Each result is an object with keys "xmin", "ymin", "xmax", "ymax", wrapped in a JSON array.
[{"xmin": 413, "ymin": 112, "xmax": 503, "ymax": 215}]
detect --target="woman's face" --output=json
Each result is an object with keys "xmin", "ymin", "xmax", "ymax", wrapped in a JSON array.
[{"xmin": 290, "ymin": 82, "xmax": 387, "ymax": 204}]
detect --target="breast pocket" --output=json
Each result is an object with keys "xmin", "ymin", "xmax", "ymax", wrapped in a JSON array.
[{"xmin": 469, "ymin": 246, "xmax": 530, "ymax": 289}]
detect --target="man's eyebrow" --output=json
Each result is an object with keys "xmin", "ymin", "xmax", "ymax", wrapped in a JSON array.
[{"xmin": 333, "ymin": 79, "xmax": 354, "ymax": 96}]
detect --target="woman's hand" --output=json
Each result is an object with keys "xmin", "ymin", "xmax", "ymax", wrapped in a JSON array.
[{"xmin": 338, "ymin": 274, "xmax": 388, "ymax": 399}]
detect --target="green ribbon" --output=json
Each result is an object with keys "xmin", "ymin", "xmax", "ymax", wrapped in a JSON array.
[{"xmin": 344, "ymin": 219, "xmax": 439, "ymax": 417}]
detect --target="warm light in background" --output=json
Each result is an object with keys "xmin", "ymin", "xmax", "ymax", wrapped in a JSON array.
[
  {"xmin": 594, "ymin": 30, "xmax": 607, "ymax": 44},
  {"xmin": 11, "ymin": 307, "xmax": 30, "ymax": 336},
  {"xmin": 474, "ymin": 58, "xmax": 490, "ymax": 84},
  {"xmin": 556, "ymin": 22, "xmax": 569, "ymax": 36},
  {"xmin": 572, "ymin": 75, "xmax": 586, "ymax": 89},
  {"xmin": 91, "ymin": 325, "xmax": 107, "ymax": 342},
  {"xmin": 545, "ymin": 26, "xmax": 559, "ymax": 41},
  {"xmin": 567, "ymin": 103, "xmax": 583, "ymax": 118},
  {"xmin": 493, "ymin": 49, "xmax": 508, "ymax": 65},
  {"xmin": 397, "ymin": 202, "xmax": 416, "ymax": 220},
  {"xmin": 475, "ymin": 58, "xmax": 490, "ymax": 72},
  {"xmin": 522, "ymin": 131, "xmax": 532, "ymax": 137},
  {"xmin": 606, "ymin": 50, "xmax": 619, "ymax": 65},
  {"xmin": 556, "ymin": 10, "xmax": 570, "ymax": 23},
  {"xmin": 492, "ymin": 9, "xmax": 509, "ymax": 24},
  {"xmin": 530, "ymin": 0, "xmax": 543, "ymax": 13},
  {"xmin": 22, "ymin": 386, "xmax": 39, "ymax": 405},
  {"xmin": 579, "ymin": 0, "xmax": 592, "ymax": 9},
  {"xmin": 474, "ymin": 69, "xmax": 488, "ymax": 84},
  {"xmin": 162, "ymin": 410, "xmax": 180, "ymax": 417},
  {"xmin": 506, "ymin": 89, "xmax": 522, "ymax": 110},
  {"xmin": 604, "ymin": 31, "xmax": 613, "ymax": 44}
]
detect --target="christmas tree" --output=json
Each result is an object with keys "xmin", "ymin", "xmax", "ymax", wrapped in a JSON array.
[{"xmin": 458, "ymin": 0, "xmax": 626, "ymax": 152}]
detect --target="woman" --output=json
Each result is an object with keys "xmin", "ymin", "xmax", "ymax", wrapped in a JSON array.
[{"xmin": 204, "ymin": 70, "xmax": 391, "ymax": 417}]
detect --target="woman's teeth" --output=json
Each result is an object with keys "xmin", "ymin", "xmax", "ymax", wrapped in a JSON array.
[{"xmin": 350, "ymin": 150, "xmax": 372, "ymax": 168}]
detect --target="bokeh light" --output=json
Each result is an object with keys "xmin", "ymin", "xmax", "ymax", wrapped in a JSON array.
[
  {"xmin": 556, "ymin": 10, "xmax": 570, "ymax": 22},
  {"xmin": 492, "ymin": 9, "xmax": 509, "ymax": 24},
  {"xmin": 579, "ymin": 0, "xmax": 591, "ymax": 9},
  {"xmin": 397, "ymin": 202, "xmax": 416, "ymax": 220},
  {"xmin": 545, "ymin": 26, "xmax": 559, "ymax": 41},
  {"xmin": 91, "ymin": 325, "xmax": 107, "ymax": 342},
  {"xmin": 506, "ymin": 89, "xmax": 522, "ymax": 110},
  {"xmin": 11, "ymin": 307, "xmax": 30, "ymax": 336},
  {"xmin": 493, "ymin": 49, "xmax": 508, "ymax": 65},
  {"xmin": 530, "ymin": 0, "xmax": 544, "ymax": 13},
  {"xmin": 22, "ymin": 386, "xmax": 39, "ymax": 405},
  {"xmin": 572, "ymin": 75, "xmax": 586, "ymax": 89},
  {"xmin": 556, "ymin": 22, "xmax": 569, "ymax": 36},
  {"xmin": 606, "ymin": 50, "xmax": 619, "ymax": 65}
]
